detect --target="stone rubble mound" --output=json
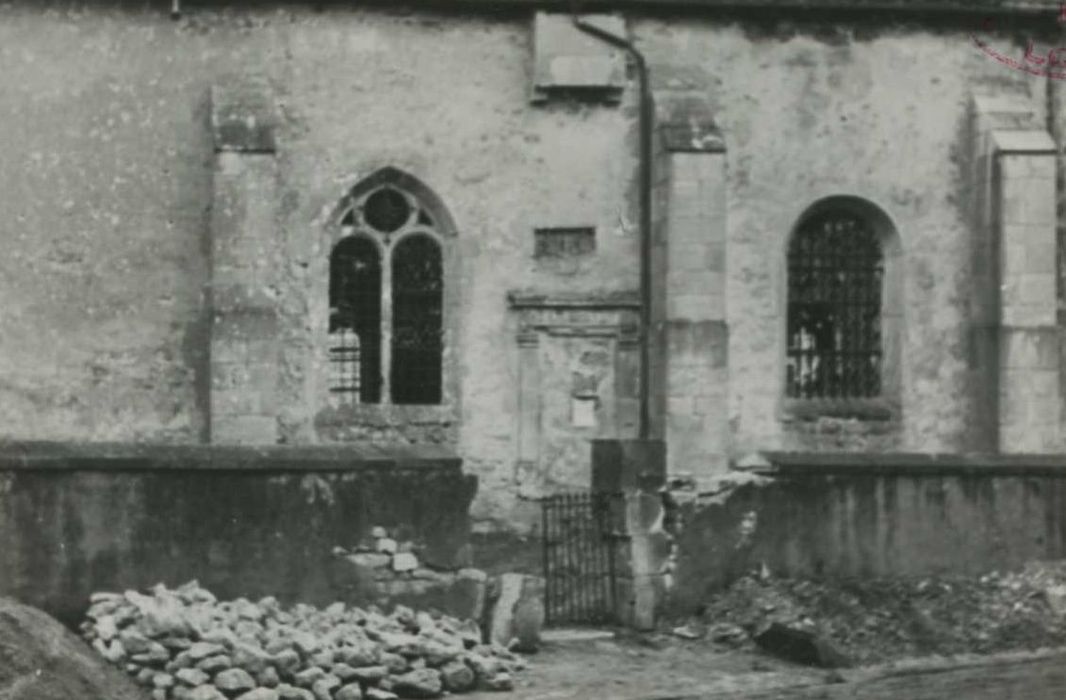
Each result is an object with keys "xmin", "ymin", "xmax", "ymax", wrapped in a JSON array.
[
  {"xmin": 81, "ymin": 580, "xmax": 526, "ymax": 700},
  {"xmin": 682, "ymin": 561, "xmax": 1066, "ymax": 665}
]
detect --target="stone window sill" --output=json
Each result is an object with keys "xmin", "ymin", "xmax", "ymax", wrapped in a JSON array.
[
  {"xmin": 315, "ymin": 402, "xmax": 457, "ymax": 427},
  {"xmin": 781, "ymin": 397, "xmax": 899, "ymax": 423}
]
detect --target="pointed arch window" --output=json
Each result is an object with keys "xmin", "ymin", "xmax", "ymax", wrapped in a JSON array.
[
  {"xmin": 786, "ymin": 207, "xmax": 885, "ymax": 400},
  {"xmin": 330, "ymin": 236, "xmax": 382, "ymax": 404},
  {"xmin": 328, "ymin": 177, "xmax": 448, "ymax": 407}
]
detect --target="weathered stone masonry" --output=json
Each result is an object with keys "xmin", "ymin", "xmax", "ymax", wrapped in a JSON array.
[
  {"xmin": 1, "ymin": 3, "xmax": 1066, "ymax": 533},
  {"xmin": 209, "ymin": 76, "xmax": 284, "ymax": 445}
]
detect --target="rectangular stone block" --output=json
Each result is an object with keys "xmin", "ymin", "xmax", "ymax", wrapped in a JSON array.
[
  {"xmin": 1030, "ymin": 396, "xmax": 1061, "ymax": 427},
  {"xmin": 212, "ymin": 283, "xmax": 278, "ymax": 316},
  {"xmin": 667, "ymin": 365, "xmax": 698, "ymax": 396},
  {"xmin": 998, "ymin": 389, "xmax": 1029, "ymax": 428},
  {"xmin": 671, "ymin": 244, "xmax": 715, "ymax": 273},
  {"xmin": 1026, "ymin": 236, "xmax": 1057, "ymax": 273},
  {"xmin": 590, "ymin": 439, "xmax": 666, "ymax": 494},
  {"xmin": 999, "ymin": 327, "xmax": 1060, "ymax": 370},
  {"xmin": 1002, "ymin": 302, "xmax": 1056, "ymax": 327},
  {"xmin": 993, "ymin": 131, "xmax": 1056, "ymax": 156},
  {"xmin": 999, "ymin": 156, "xmax": 1031, "ymax": 182},
  {"xmin": 1000, "ymin": 425, "xmax": 1045, "ymax": 453},
  {"xmin": 1032, "ymin": 369, "xmax": 1059, "ymax": 397},
  {"xmin": 667, "ymin": 396, "xmax": 694, "ymax": 417},
  {"xmin": 699, "ymin": 363, "xmax": 729, "ymax": 388},
  {"xmin": 210, "ymin": 361, "xmax": 276, "ymax": 395},
  {"xmin": 1020, "ymin": 273, "xmax": 1056, "ymax": 307},
  {"xmin": 211, "ymin": 157, "xmax": 279, "ymax": 267},
  {"xmin": 210, "ymin": 361, "xmax": 247, "ymax": 391},
  {"xmin": 211, "ymin": 415, "xmax": 277, "ymax": 445},
  {"xmin": 668, "ymin": 292, "xmax": 724, "ymax": 321},
  {"xmin": 667, "ymin": 272, "xmax": 725, "ymax": 310},
  {"xmin": 705, "ymin": 241, "xmax": 726, "ymax": 272},
  {"xmin": 615, "ymin": 398, "xmax": 640, "ymax": 435},
  {"xmin": 665, "ymin": 320, "xmax": 728, "ymax": 366},
  {"xmin": 213, "ymin": 308, "xmax": 280, "ymax": 343},
  {"xmin": 211, "ymin": 78, "xmax": 280, "ymax": 153},
  {"xmin": 1030, "ymin": 156, "xmax": 1056, "ymax": 181},
  {"xmin": 667, "ymin": 293, "xmax": 706, "ymax": 320},
  {"xmin": 666, "ymin": 211, "xmax": 710, "ymax": 243},
  {"xmin": 211, "ymin": 388, "xmax": 276, "ymax": 417}
]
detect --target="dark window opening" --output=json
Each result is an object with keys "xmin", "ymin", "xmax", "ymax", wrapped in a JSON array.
[
  {"xmin": 330, "ymin": 236, "xmax": 382, "ymax": 404},
  {"xmin": 786, "ymin": 210, "xmax": 883, "ymax": 400},
  {"xmin": 534, "ymin": 227, "xmax": 596, "ymax": 259},
  {"xmin": 363, "ymin": 187, "xmax": 411, "ymax": 234},
  {"xmin": 391, "ymin": 234, "xmax": 443, "ymax": 405}
]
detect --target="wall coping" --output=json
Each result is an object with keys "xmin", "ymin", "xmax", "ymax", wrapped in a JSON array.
[
  {"xmin": 744, "ymin": 451, "xmax": 1066, "ymax": 477},
  {"xmin": 167, "ymin": 1, "xmax": 1066, "ymax": 18},
  {"xmin": 0, "ymin": 441, "xmax": 462, "ymax": 472}
]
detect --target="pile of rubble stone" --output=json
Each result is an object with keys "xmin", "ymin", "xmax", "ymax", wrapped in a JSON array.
[
  {"xmin": 679, "ymin": 561, "xmax": 1066, "ymax": 665},
  {"xmin": 330, "ymin": 525, "xmax": 481, "ymax": 604},
  {"xmin": 81, "ymin": 580, "xmax": 526, "ymax": 700}
]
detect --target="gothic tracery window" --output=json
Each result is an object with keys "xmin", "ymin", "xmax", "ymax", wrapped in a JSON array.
[
  {"xmin": 329, "ymin": 180, "xmax": 446, "ymax": 406},
  {"xmin": 786, "ymin": 208, "xmax": 884, "ymax": 400}
]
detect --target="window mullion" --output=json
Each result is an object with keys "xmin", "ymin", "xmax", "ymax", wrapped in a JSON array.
[{"xmin": 381, "ymin": 245, "xmax": 393, "ymax": 406}]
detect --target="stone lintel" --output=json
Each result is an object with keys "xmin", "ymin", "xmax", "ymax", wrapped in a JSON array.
[
  {"xmin": 212, "ymin": 284, "xmax": 279, "ymax": 316},
  {"xmin": 507, "ymin": 289, "xmax": 641, "ymax": 310},
  {"xmin": 991, "ymin": 129, "xmax": 1056, "ymax": 156}
]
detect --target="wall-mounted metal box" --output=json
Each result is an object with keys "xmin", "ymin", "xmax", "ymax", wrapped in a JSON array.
[{"xmin": 531, "ymin": 12, "xmax": 627, "ymax": 104}]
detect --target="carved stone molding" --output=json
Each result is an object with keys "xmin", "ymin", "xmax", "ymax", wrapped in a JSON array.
[
  {"xmin": 507, "ymin": 290, "xmax": 642, "ymax": 497},
  {"xmin": 508, "ymin": 290, "xmax": 641, "ymax": 341}
]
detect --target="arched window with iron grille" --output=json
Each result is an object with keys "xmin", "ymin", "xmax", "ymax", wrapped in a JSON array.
[{"xmin": 786, "ymin": 208, "xmax": 885, "ymax": 400}]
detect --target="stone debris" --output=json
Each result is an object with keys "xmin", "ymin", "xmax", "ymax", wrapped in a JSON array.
[
  {"xmin": 488, "ymin": 574, "xmax": 544, "ymax": 653},
  {"xmin": 683, "ymin": 560, "xmax": 1066, "ymax": 665},
  {"xmin": 329, "ymin": 526, "xmax": 488, "ymax": 622},
  {"xmin": 753, "ymin": 622, "xmax": 852, "ymax": 668},
  {"xmin": 82, "ymin": 579, "xmax": 528, "ymax": 700}
]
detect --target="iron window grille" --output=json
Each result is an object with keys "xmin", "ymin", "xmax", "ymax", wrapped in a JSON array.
[
  {"xmin": 329, "ymin": 184, "xmax": 445, "ymax": 406},
  {"xmin": 786, "ymin": 209, "xmax": 884, "ymax": 400}
]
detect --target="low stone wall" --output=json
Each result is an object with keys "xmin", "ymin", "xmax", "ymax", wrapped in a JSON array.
[
  {"xmin": 667, "ymin": 453, "xmax": 1066, "ymax": 614},
  {"xmin": 0, "ymin": 442, "xmax": 477, "ymax": 627}
]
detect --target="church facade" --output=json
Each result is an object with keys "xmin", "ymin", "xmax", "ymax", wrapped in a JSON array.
[{"xmin": 1, "ymin": 0, "xmax": 1064, "ymax": 529}]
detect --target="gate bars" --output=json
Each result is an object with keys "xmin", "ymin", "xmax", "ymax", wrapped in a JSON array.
[{"xmin": 540, "ymin": 491, "xmax": 628, "ymax": 626}]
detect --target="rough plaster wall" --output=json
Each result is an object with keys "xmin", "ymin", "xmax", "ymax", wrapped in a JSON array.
[
  {"xmin": 0, "ymin": 4, "xmax": 213, "ymax": 442},
  {"xmin": 639, "ymin": 19, "xmax": 1039, "ymax": 459},
  {"xmin": 0, "ymin": 4, "xmax": 1057, "ymax": 529},
  {"xmin": 271, "ymin": 11, "xmax": 637, "ymax": 526},
  {"xmin": 0, "ymin": 5, "xmax": 637, "ymax": 527}
]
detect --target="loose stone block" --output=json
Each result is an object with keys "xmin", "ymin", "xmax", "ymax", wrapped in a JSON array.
[{"xmin": 488, "ymin": 574, "xmax": 544, "ymax": 652}]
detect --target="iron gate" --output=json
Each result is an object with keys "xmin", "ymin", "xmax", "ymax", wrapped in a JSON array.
[{"xmin": 540, "ymin": 491, "xmax": 628, "ymax": 626}]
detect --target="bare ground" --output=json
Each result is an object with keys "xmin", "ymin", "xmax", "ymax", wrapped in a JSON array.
[
  {"xmin": 464, "ymin": 633, "xmax": 826, "ymax": 700},
  {"xmin": 467, "ymin": 561, "xmax": 1066, "ymax": 699}
]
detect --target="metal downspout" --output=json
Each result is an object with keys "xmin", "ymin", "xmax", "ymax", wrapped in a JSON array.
[{"xmin": 570, "ymin": 4, "xmax": 654, "ymax": 441}]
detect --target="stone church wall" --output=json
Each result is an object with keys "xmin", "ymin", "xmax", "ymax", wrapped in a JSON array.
[{"xmin": 0, "ymin": 2, "xmax": 1061, "ymax": 529}]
